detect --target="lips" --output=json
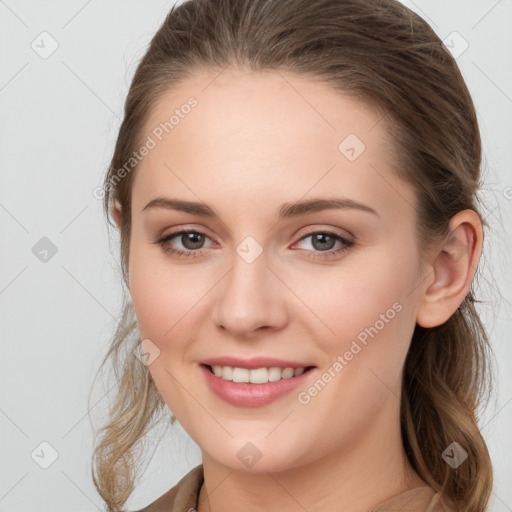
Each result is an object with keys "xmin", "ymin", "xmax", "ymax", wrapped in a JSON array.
[{"xmin": 199, "ymin": 363, "xmax": 317, "ymax": 407}]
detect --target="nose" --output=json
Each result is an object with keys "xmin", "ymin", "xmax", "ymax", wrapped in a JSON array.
[{"xmin": 211, "ymin": 246, "xmax": 288, "ymax": 338}]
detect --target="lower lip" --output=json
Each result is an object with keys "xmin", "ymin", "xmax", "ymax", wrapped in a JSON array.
[{"xmin": 199, "ymin": 364, "xmax": 316, "ymax": 408}]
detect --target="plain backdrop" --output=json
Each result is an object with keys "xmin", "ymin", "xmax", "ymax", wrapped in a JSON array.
[{"xmin": 0, "ymin": 1, "xmax": 511, "ymax": 511}]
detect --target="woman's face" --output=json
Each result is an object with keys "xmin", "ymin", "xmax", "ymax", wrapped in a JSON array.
[{"xmin": 126, "ymin": 67, "xmax": 429, "ymax": 472}]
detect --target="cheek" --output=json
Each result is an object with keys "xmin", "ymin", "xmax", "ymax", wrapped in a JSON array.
[
  {"xmin": 127, "ymin": 243, "xmax": 207, "ymax": 414},
  {"xmin": 128, "ymin": 237, "xmax": 194, "ymax": 343},
  {"xmin": 292, "ymin": 247, "xmax": 419, "ymax": 368},
  {"xmin": 128, "ymin": 236, "xmax": 221, "ymax": 368}
]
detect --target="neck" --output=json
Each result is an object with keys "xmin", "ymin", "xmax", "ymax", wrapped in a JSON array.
[{"xmin": 197, "ymin": 402, "xmax": 426, "ymax": 512}]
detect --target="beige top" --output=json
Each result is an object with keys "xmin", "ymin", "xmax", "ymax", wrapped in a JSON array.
[{"xmin": 133, "ymin": 464, "xmax": 452, "ymax": 512}]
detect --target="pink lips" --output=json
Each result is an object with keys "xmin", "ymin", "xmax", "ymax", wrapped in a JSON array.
[{"xmin": 198, "ymin": 360, "xmax": 316, "ymax": 408}]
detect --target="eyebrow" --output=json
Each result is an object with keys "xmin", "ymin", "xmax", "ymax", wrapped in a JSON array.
[{"xmin": 142, "ymin": 196, "xmax": 379, "ymax": 220}]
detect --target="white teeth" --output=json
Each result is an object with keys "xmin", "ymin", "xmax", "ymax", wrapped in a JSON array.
[
  {"xmin": 281, "ymin": 367, "xmax": 294, "ymax": 379},
  {"xmin": 250, "ymin": 367, "xmax": 271, "ymax": 384},
  {"xmin": 232, "ymin": 367, "xmax": 249, "ymax": 383},
  {"xmin": 210, "ymin": 365, "xmax": 307, "ymax": 383},
  {"xmin": 268, "ymin": 367, "xmax": 282, "ymax": 382}
]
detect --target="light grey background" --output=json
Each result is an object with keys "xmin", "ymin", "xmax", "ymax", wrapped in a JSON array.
[{"xmin": 0, "ymin": 1, "xmax": 510, "ymax": 511}]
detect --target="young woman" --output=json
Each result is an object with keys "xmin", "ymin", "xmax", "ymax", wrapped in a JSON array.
[{"xmin": 91, "ymin": 1, "xmax": 494, "ymax": 510}]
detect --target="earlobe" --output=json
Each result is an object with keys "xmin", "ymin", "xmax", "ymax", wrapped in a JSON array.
[
  {"xmin": 416, "ymin": 210, "xmax": 483, "ymax": 328},
  {"xmin": 112, "ymin": 200, "xmax": 123, "ymax": 229}
]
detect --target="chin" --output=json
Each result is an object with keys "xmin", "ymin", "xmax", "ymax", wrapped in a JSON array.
[{"xmin": 201, "ymin": 439, "xmax": 311, "ymax": 474}]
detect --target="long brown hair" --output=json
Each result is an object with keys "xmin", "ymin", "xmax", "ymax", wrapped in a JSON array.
[{"xmin": 91, "ymin": 1, "xmax": 495, "ymax": 510}]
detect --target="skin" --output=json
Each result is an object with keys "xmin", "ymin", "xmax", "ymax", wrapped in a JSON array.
[{"xmin": 113, "ymin": 67, "xmax": 482, "ymax": 512}]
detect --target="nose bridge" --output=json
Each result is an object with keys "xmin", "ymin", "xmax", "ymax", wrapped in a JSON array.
[{"xmin": 212, "ymin": 239, "xmax": 286, "ymax": 335}]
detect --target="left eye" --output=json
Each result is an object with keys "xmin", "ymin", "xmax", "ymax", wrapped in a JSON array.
[
  {"xmin": 155, "ymin": 230, "xmax": 214, "ymax": 257},
  {"xmin": 153, "ymin": 229, "xmax": 354, "ymax": 259},
  {"xmin": 295, "ymin": 231, "xmax": 351, "ymax": 252}
]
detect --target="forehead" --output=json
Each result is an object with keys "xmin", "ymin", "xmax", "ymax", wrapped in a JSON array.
[
  {"xmin": 131, "ymin": 67, "xmax": 416, "ymax": 221},
  {"xmin": 141, "ymin": 67, "xmax": 385, "ymax": 151}
]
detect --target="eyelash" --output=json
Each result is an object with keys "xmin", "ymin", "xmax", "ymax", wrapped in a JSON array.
[{"xmin": 152, "ymin": 229, "xmax": 354, "ymax": 260}]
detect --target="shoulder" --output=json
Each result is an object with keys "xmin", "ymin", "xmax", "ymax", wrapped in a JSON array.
[{"xmin": 131, "ymin": 464, "xmax": 204, "ymax": 512}]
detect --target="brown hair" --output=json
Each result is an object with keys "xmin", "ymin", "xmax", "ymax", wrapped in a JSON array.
[{"xmin": 91, "ymin": 0, "xmax": 495, "ymax": 510}]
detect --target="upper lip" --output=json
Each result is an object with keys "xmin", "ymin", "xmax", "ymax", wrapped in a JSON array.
[{"xmin": 199, "ymin": 356, "xmax": 315, "ymax": 370}]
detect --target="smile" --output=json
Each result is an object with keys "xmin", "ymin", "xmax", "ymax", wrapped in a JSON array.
[
  {"xmin": 199, "ymin": 364, "xmax": 316, "ymax": 407},
  {"xmin": 206, "ymin": 364, "xmax": 310, "ymax": 383}
]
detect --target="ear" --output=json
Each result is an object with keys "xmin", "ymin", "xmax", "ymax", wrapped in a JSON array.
[
  {"xmin": 112, "ymin": 200, "xmax": 123, "ymax": 229},
  {"xmin": 416, "ymin": 209, "xmax": 483, "ymax": 328}
]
